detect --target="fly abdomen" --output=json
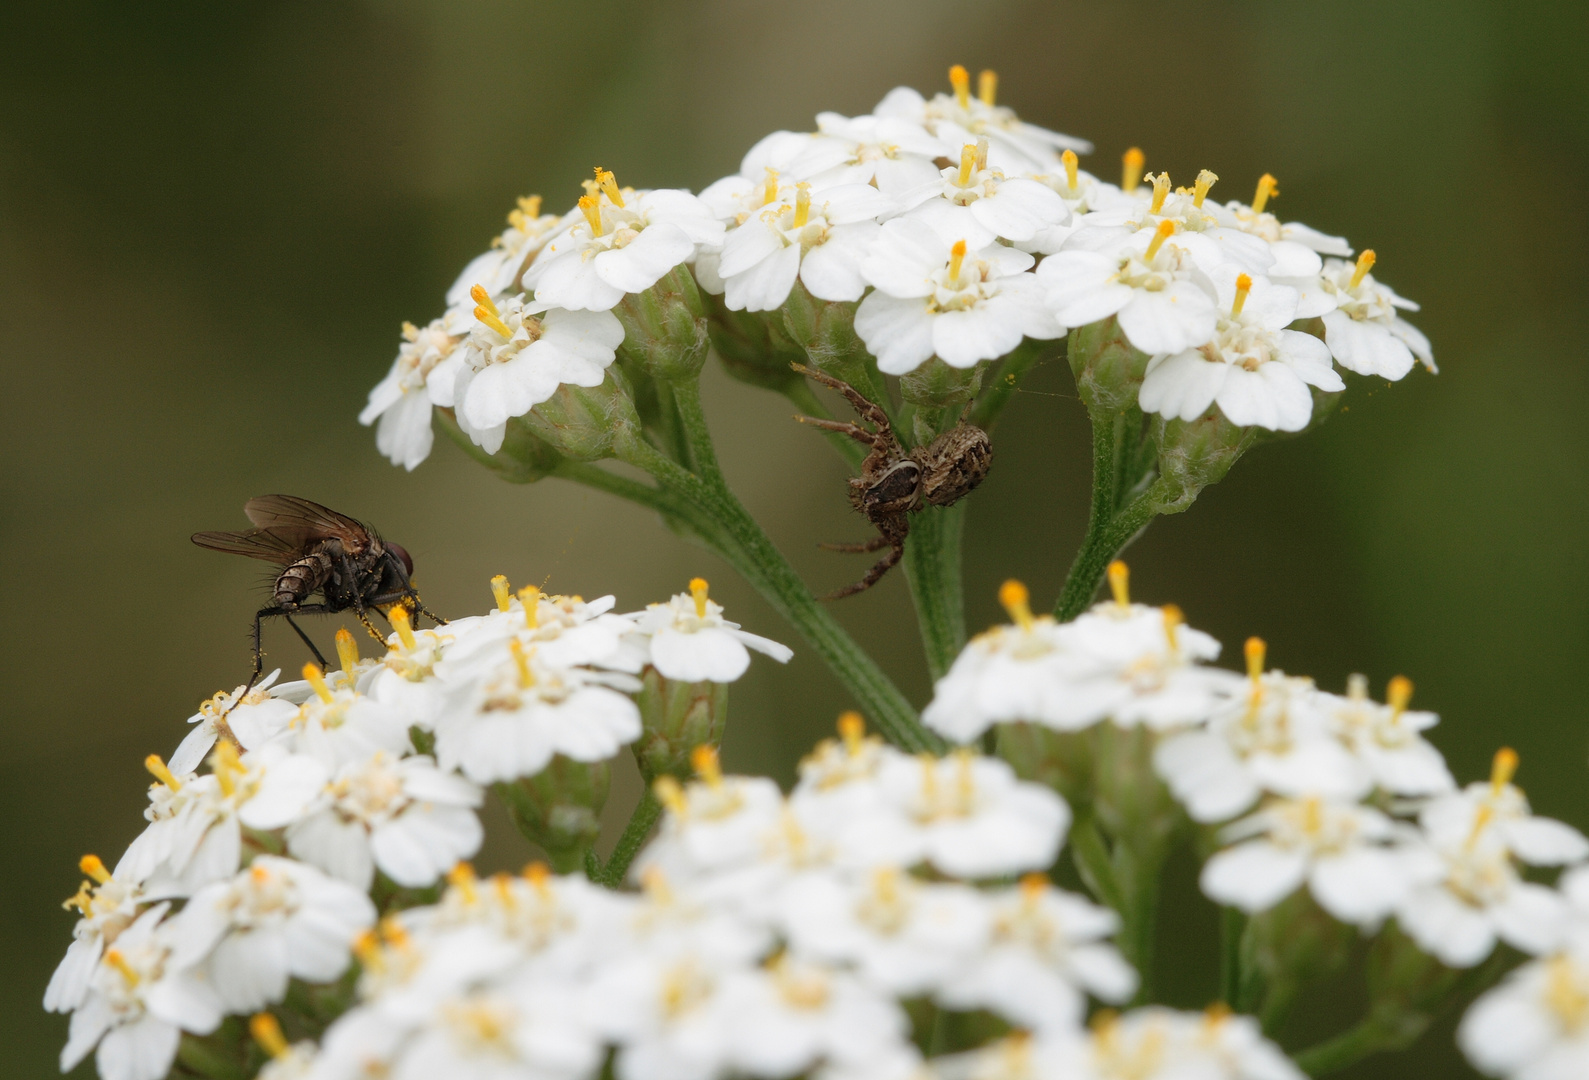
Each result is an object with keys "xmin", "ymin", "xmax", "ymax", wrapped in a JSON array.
[{"xmin": 274, "ymin": 551, "xmax": 332, "ymax": 609}]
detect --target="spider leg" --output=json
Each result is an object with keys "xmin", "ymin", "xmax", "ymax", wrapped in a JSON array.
[
  {"xmin": 821, "ymin": 537, "xmax": 905, "ymax": 600},
  {"xmin": 791, "ymin": 363, "xmax": 895, "ymax": 436},
  {"xmin": 794, "ymin": 414, "xmax": 879, "ymax": 447},
  {"xmin": 818, "ymin": 535, "xmax": 892, "ymax": 554}
]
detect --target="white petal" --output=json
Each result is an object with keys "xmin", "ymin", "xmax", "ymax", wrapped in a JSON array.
[
  {"xmin": 1201, "ymin": 842, "xmax": 1308, "ymax": 912},
  {"xmin": 1140, "ymin": 350, "xmax": 1226, "ymax": 422},
  {"xmin": 854, "ymin": 292, "xmax": 936, "ymax": 375},
  {"xmin": 724, "ymin": 242, "xmax": 802, "ymax": 312},
  {"xmin": 650, "ymin": 627, "xmax": 751, "ymax": 682}
]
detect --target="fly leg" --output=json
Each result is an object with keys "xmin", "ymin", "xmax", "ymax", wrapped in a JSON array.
[{"xmin": 283, "ymin": 614, "xmax": 329, "ymax": 670}]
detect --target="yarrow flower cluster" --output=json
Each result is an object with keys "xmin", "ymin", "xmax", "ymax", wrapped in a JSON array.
[{"xmin": 59, "ymin": 65, "xmax": 1548, "ymax": 1080}]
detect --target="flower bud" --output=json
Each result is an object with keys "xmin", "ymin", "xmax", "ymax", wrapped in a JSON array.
[
  {"xmin": 522, "ymin": 370, "xmax": 642, "ymax": 461},
  {"xmin": 438, "ymin": 410, "xmax": 564, "ymax": 483},
  {"xmin": 995, "ymin": 722, "xmax": 1093, "ymax": 807},
  {"xmin": 1068, "ymin": 317, "xmax": 1150, "ymax": 419},
  {"xmin": 779, "ymin": 281, "xmax": 882, "ymax": 396},
  {"xmin": 1359, "ymin": 923, "xmax": 1466, "ymax": 1050},
  {"xmin": 708, "ymin": 294, "xmax": 808, "ymax": 393},
  {"xmin": 614, "ymin": 265, "xmax": 711, "ymax": 384},
  {"xmin": 900, "ymin": 357, "xmax": 986, "ymax": 444},
  {"xmin": 1149, "ymin": 412, "xmax": 1258, "ymax": 515},
  {"xmin": 633, "ymin": 668, "xmax": 729, "ymax": 783},
  {"xmin": 496, "ymin": 756, "xmax": 611, "ymax": 873},
  {"xmin": 1090, "ymin": 724, "xmax": 1181, "ymax": 846},
  {"xmin": 1239, "ymin": 889, "xmax": 1355, "ymax": 1019}
]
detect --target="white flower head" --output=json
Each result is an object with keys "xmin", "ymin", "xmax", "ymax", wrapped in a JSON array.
[
  {"xmin": 899, "ymin": 137, "xmax": 1070, "ymax": 249},
  {"xmin": 937, "ymin": 873, "xmax": 1137, "ymax": 1032},
  {"xmin": 287, "ymin": 752, "xmax": 483, "ymax": 890},
  {"xmin": 169, "ymin": 669, "xmax": 297, "ymax": 776},
  {"xmin": 1139, "ymin": 271, "xmax": 1344, "ymax": 433},
  {"xmin": 1308, "ymin": 674, "xmax": 1454, "ymax": 797},
  {"xmin": 58, "ymin": 904, "xmax": 223, "ymax": 1080},
  {"xmin": 443, "ymin": 194, "xmax": 565, "ymax": 324},
  {"xmin": 441, "ymin": 289, "xmax": 624, "ymax": 456},
  {"xmin": 1201, "ymin": 795, "xmax": 1409, "ymax": 926},
  {"xmin": 922, "ymin": 579, "xmax": 1080, "ymax": 742},
  {"xmin": 360, "ymin": 318, "xmax": 462, "ymax": 471},
  {"xmin": 46, "ymin": 854, "xmax": 149, "ymax": 1014},
  {"xmin": 788, "ymin": 110, "xmax": 949, "ymax": 195},
  {"xmin": 857, "ymin": 218, "xmax": 1061, "ymax": 375},
  {"xmin": 639, "ymin": 746, "xmax": 789, "ymax": 889},
  {"xmin": 1210, "ymin": 172, "xmax": 1352, "ymax": 277},
  {"xmin": 1419, "ymin": 748, "xmax": 1589, "ymax": 867},
  {"xmin": 275, "ymin": 663, "xmax": 413, "ymax": 770},
  {"xmin": 432, "ymin": 640, "xmax": 641, "ymax": 784},
  {"xmin": 1038, "ymin": 219, "xmax": 1222, "ymax": 356},
  {"xmin": 1317, "ymin": 250, "xmax": 1436, "ymax": 378},
  {"xmin": 523, "ymin": 172, "xmax": 724, "ymax": 312},
  {"xmin": 1155, "ymin": 638, "xmax": 1370, "ymax": 823},
  {"xmin": 1459, "ymin": 950, "xmax": 1589, "ymax": 1079},
  {"xmin": 874, "ymin": 66, "xmax": 1092, "ymax": 175},
  {"xmin": 713, "ymin": 176, "xmax": 892, "ymax": 312},
  {"xmin": 169, "ymin": 855, "xmax": 376, "ymax": 1014},
  {"xmin": 628, "ymin": 577, "xmax": 793, "ymax": 684}
]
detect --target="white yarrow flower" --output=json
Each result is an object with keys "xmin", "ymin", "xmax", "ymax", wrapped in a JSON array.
[{"xmin": 627, "ymin": 578, "xmax": 792, "ymax": 683}]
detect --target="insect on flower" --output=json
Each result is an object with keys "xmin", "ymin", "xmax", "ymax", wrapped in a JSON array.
[
  {"xmin": 793, "ymin": 365, "xmax": 992, "ymax": 598},
  {"xmin": 193, "ymin": 495, "xmax": 444, "ymax": 683}
]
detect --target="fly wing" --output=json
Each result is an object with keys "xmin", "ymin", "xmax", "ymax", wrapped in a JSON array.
[
  {"xmin": 242, "ymin": 495, "xmax": 371, "ymax": 551},
  {"xmin": 191, "ymin": 527, "xmax": 307, "ymax": 564}
]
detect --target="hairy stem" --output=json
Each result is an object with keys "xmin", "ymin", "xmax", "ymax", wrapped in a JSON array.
[
  {"xmin": 1292, "ymin": 1017, "xmax": 1403, "ymax": 1077},
  {"xmin": 594, "ymin": 793, "xmax": 664, "ymax": 888},
  {"xmin": 902, "ymin": 503, "xmax": 967, "ymax": 683},
  {"xmin": 1054, "ymin": 412, "xmax": 1164, "ymax": 619}
]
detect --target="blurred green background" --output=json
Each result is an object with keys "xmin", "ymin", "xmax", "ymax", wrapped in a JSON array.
[{"xmin": 2, "ymin": 0, "xmax": 1585, "ymax": 1075}]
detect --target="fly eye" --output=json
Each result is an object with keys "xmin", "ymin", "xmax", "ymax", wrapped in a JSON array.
[{"xmin": 386, "ymin": 543, "xmax": 414, "ymax": 576}]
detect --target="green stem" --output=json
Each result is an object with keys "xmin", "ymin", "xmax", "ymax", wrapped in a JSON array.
[
  {"xmin": 597, "ymin": 793, "xmax": 663, "ymax": 887},
  {"xmin": 1054, "ymin": 412, "xmax": 1164, "ymax": 620},
  {"xmin": 1069, "ymin": 816, "xmax": 1124, "ymax": 913},
  {"xmin": 619, "ymin": 433, "xmax": 940, "ymax": 753},
  {"xmin": 1292, "ymin": 1017, "xmax": 1402, "ymax": 1077},
  {"xmin": 902, "ymin": 502, "xmax": 966, "ymax": 682},
  {"xmin": 1114, "ymin": 839, "xmax": 1167, "ymax": 1004},
  {"xmin": 668, "ymin": 377, "xmax": 723, "ymax": 484},
  {"xmin": 1221, "ymin": 906, "xmax": 1246, "ymax": 1009},
  {"xmin": 651, "ymin": 377, "xmax": 693, "ymax": 470}
]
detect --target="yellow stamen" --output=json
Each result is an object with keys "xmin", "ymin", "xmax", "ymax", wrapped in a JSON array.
[
  {"xmin": 1300, "ymin": 795, "xmax": 1323, "ymax": 835},
  {"xmin": 691, "ymin": 744, "xmax": 723, "ymax": 787},
  {"xmin": 578, "ymin": 195, "xmax": 605, "ymax": 237},
  {"xmin": 352, "ymin": 929, "xmax": 383, "ymax": 971},
  {"xmin": 1062, "ymin": 149, "xmax": 1079, "ymax": 192},
  {"xmin": 653, "ymin": 775, "xmax": 688, "ymax": 815},
  {"xmin": 594, "ymin": 167, "xmax": 625, "ymax": 208},
  {"xmin": 947, "ymin": 239, "xmax": 968, "ymax": 287},
  {"xmin": 490, "ymin": 574, "xmax": 512, "ymax": 613},
  {"xmin": 447, "ymin": 862, "xmax": 478, "ymax": 904},
  {"xmin": 1245, "ymin": 637, "xmax": 1267, "ymax": 682},
  {"xmin": 1161, "ymin": 604, "xmax": 1183, "ymax": 652},
  {"xmin": 838, "ymin": 711, "xmax": 866, "ymax": 753},
  {"xmin": 63, "ymin": 881, "xmax": 93, "ymax": 914},
  {"xmin": 303, "ymin": 663, "xmax": 334, "ymax": 704},
  {"xmin": 144, "ymin": 754, "xmax": 181, "ymax": 791},
  {"xmin": 1252, "ymin": 173, "xmax": 1278, "ymax": 214},
  {"xmin": 250, "ymin": 1013, "xmax": 290, "ymax": 1060},
  {"xmin": 1193, "ymin": 169, "xmax": 1218, "ymax": 208},
  {"xmin": 1231, "ymin": 274, "xmax": 1253, "ymax": 318},
  {"xmin": 516, "ymin": 195, "xmax": 543, "ymax": 219},
  {"xmin": 949, "ymin": 64, "xmax": 971, "ymax": 109},
  {"xmin": 1148, "ymin": 172, "xmax": 1170, "ymax": 214},
  {"xmin": 1122, "ymin": 147, "xmax": 1145, "ymax": 192},
  {"xmin": 469, "ymin": 284, "xmax": 500, "ymax": 319},
  {"xmin": 999, "ymin": 578, "xmax": 1034, "ymax": 630},
  {"xmin": 689, "ymin": 577, "xmax": 710, "ymax": 619},
  {"xmin": 379, "ymin": 916, "xmax": 410, "ymax": 949},
  {"xmin": 1107, "ymin": 560, "xmax": 1130, "ymax": 608},
  {"xmin": 974, "ymin": 136, "xmax": 989, "ymax": 171},
  {"xmin": 335, "ymin": 627, "xmax": 359, "ymax": 676},
  {"xmin": 508, "ymin": 639, "xmax": 534, "ymax": 688},
  {"xmin": 1466, "ymin": 802, "xmax": 1496, "ymax": 850},
  {"xmin": 793, "ymin": 183, "xmax": 811, "ymax": 228},
  {"xmin": 522, "ymin": 860, "xmax": 551, "ymax": 896},
  {"xmin": 1019, "ymin": 872, "xmax": 1047, "ymax": 901},
  {"xmin": 1386, "ymin": 675, "xmax": 1413, "ymax": 722},
  {"xmin": 103, "ymin": 949, "xmax": 139, "ymax": 986},
  {"xmin": 1491, "ymin": 747, "xmax": 1519, "ymax": 795},
  {"xmin": 1349, "ymin": 249, "xmax": 1376, "ymax": 290},
  {"xmin": 1204, "ymin": 1001, "xmax": 1233, "ymax": 1031},
  {"xmin": 762, "ymin": 168, "xmax": 780, "ymax": 207},
  {"xmin": 473, "ymin": 305, "xmax": 513, "ymax": 340},
  {"xmin": 978, "ymin": 69, "xmax": 997, "ymax": 106},
  {"xmin": 401, "ymin": 320, "xmax": 419, "ymax": 342},
  {"xmin": 211, "ymin": 740, "xmax": 241, "ymax": 797},
  {"xmin": 518, "ymin": 584, "xmax": 541, "ymax": 628},
  {"xmin": 492, "ymin": 872, "xmax": 515, "ymax": 908},
  {"xmin": 957, "ymin": 143, "xmax": 977, "ymax": 186},
  {"xmin": 79, "ymin": 854, "xmax": 111, "ymax": 885},
  {"xmin": 389, "ymin": 604, "xmax": 418, "ymax": 651},
  {"xmin": 1144, "ymin": 218, "xmax": 1175, "ymax": 261}
]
